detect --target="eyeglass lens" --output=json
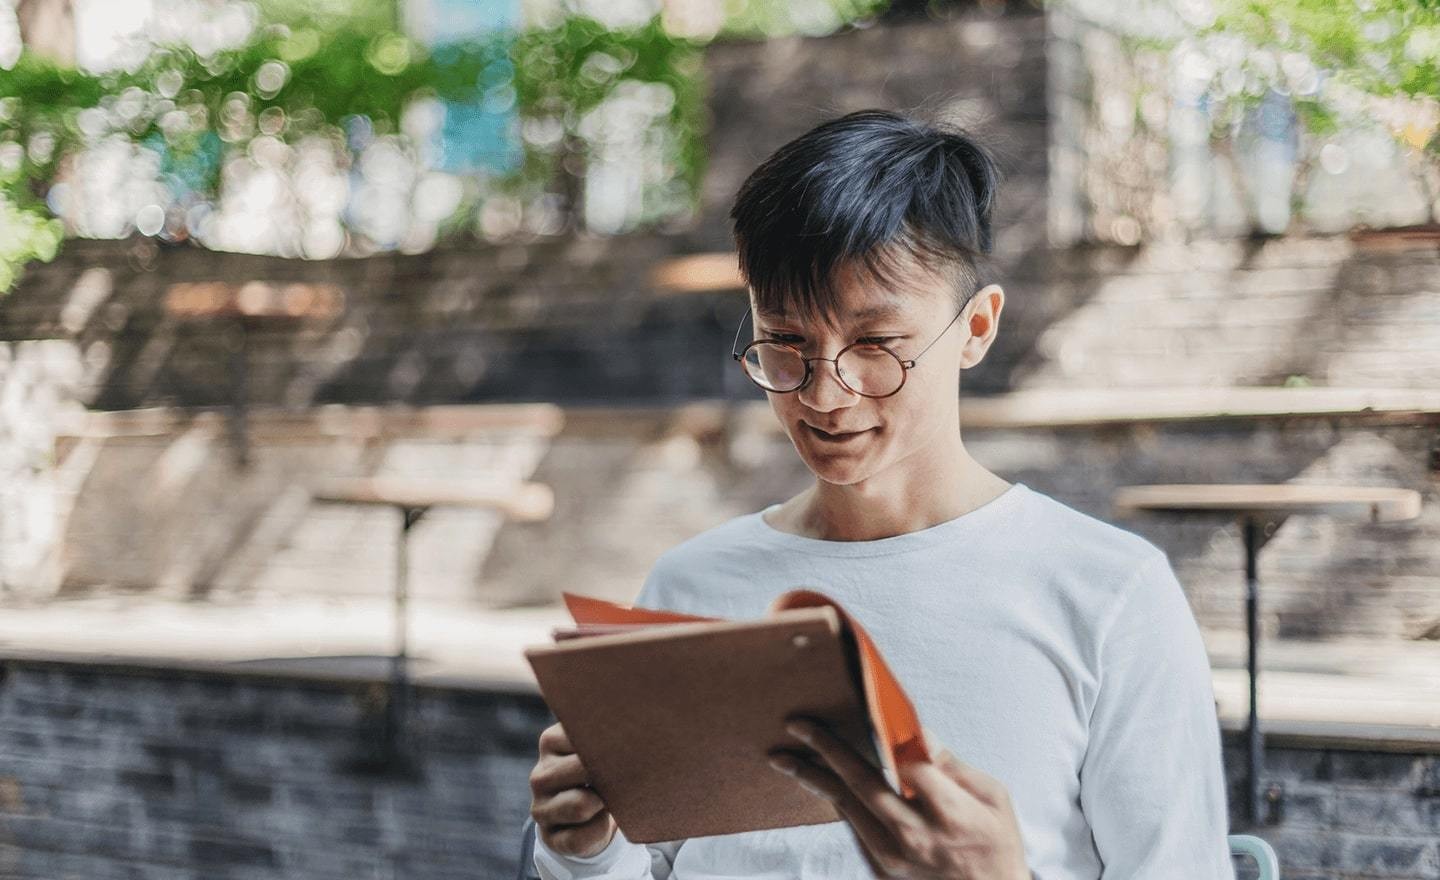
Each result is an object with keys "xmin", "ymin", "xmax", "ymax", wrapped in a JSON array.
[{"xmin": 741, "ymin": 343, "xmax": 905, "ymax": 396}]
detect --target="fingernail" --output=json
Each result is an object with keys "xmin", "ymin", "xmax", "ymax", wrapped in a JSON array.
[
  {"xmin": 768, "ymin": 755, "xmax": 797, "ymax": 775},
  {"xmin": 785, "ymin": 721, "xmax": 813, "ymax": 742}
]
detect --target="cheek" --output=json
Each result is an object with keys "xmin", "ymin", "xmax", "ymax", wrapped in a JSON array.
[
  {"xmin": 882, "ymin": 386, "xmax": 948, "ymax": 437},
  {"xmin": 766, "ymin": 393, "xmax": 797, "ymax": 423}
]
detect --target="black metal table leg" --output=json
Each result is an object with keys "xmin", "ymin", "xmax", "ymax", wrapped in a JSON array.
[
  {"xmin": 1242, "ymin": 516, "xmax": 1262, "ymax": 825},
  {"xmin": 384, "ymin": 505, "xmax": 426, "ymax": 767}
]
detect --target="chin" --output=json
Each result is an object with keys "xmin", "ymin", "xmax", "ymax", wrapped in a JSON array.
[
  {"xmin": 791, "ymin": 435, "xmax": 885, "ymax": 485},
  {"xmin": 809, "ymin": 465, "xmax": 875, "ymax": 487}
]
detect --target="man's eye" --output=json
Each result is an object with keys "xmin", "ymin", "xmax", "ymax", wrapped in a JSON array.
[
  {"xmin": 858, "ymin": 336, "xmax": 898, "ymax": 345},
  {"xmin": 765, "ymin": 333, "xmax": 803, "ymax": 343}
]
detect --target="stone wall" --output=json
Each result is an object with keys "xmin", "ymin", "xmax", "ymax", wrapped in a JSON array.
[
  {"xmin": 3, "ymin": 2, "xmax": 1434, "ymax": 622},
  {"xmin": 44, "ymin": 406, "xmax": 560, "ymax": 603},
  {"xmin": 3, "ymin": 242, "xmax": 1438, "ymax": 635},
  {"xmin": 1012, "ymin": 238, "xmax": 1440, "ymax": 391},
  {"xmin": 4, "ymin": 235, "xmax": 1437, "ymax": 415},
  {"xmin": 0, "ymin": 658, "xmax": 1435, "ymax": 880},
  {"xmin": 21, "ymin": 402, "xmax": 1435, "ymax": 638}
]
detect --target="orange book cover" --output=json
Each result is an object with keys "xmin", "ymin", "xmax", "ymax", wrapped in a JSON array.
[{"xmin": 523, "ymin": 589, "xmax": 929, "ymax": 843}]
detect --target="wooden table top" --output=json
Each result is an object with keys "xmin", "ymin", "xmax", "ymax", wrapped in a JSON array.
[
  {"xmin": 313, "ymin": 477, "xmax": 555, "ymax": 523},
  {"xmin": 1113, "ymin": 483, "xmax": 1423, "ymax": 522}
]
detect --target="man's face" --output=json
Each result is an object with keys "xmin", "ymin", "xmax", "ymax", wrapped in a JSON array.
[{"xmin": 751, "ymin": 261, "xmax": 988, "ymax": 488}]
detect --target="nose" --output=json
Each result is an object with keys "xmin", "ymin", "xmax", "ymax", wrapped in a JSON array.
[{"xmin": 796, "ymin": 355, "xmax": 858, "ymax": 413}]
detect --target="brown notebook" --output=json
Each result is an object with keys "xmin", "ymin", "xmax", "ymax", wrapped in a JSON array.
[{"xmin": 523, "ymin": 589, "xmax": 929, "ymax": 843}]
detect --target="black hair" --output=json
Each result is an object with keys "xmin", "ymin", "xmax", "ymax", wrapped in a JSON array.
[{"xmin": 728, "ymin": 108, "xmax": 1002, "ymax": 325}]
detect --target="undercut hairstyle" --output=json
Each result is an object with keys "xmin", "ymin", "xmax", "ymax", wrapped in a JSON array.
[{"xmin": 729, "ymin": 108, "xmax": 1002, "ymax": 326}]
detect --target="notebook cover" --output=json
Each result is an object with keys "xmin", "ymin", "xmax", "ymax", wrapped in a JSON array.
[
  {"xmin": 525, "ymin": 608, "xmax": 873, "ymax": 842},
  {"xmin": 560, "ymin": 589, "xmax": 930, "ymax": 796},
  {"xmin": 523, "ymin": 590, "xmax": 929, "ymax": 843}
]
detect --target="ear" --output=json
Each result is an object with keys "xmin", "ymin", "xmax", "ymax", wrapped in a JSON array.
[{"xmin": 959, "ymin": 284, "xmax": 1004, "ymax": 370}]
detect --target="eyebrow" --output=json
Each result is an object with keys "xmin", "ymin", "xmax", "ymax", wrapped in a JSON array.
[{"xmin": 757, "ymin": 302, "xmax": 906, "ymax": 321}]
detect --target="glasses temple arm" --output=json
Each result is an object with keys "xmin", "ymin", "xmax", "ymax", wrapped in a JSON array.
[
  {"xmin": 907, "ymin": 306, "xmax": 967, "ymax": 365},
  {"xmin": 730, "ymin": 306, "xmax": 750, "ymax": 357}
]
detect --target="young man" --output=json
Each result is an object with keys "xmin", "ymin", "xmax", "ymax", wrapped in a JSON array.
[{"xmin": 528, "ymin": 109, "xmax": 1235, "ymax": 879}]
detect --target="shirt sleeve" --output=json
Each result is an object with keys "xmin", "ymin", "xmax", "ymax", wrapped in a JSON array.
[
  {"xmin": 1078, "ymin": 552, "xmax": 1236, "ymax": 879},
  {"xmin": 531, "ymin": 560, "xmax": 688, "ymax": 880},
  {"xmin": 532, "ymin": 827, "xmax": 683, "ymax": 880}
]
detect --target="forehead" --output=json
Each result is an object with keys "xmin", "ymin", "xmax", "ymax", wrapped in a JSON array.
[{"xmin": 754, "ymin": 262, "xmax": 947, "ymax": 325}]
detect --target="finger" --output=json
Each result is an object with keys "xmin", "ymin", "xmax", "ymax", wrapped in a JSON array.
[
  {"xmin": 533, "ymin": 784, "xmax": 608, "ymax": 827},
  {"xmin": 542, "ymin": 810, "xmax": 614, "ymax": 853},
  {"xmin": 530, "ymin": 752, "xmax": 591, "ymax": 796},
  {"xmin": 539, "ymin": 722, "xmax": 576, "ymax": 756},
  {"xmin": 786, "ymin": 718, "xmax": 920, "ymax": 833},
  {"xmin": 777, "ymin": 754, "xmax": 906, "ymax": 876},
  {"xmin": 900, "ymin": 758, "xmax": 982, "ymax": 828},
  {"xmin": 918, "ymin": 726, "xmax": 1008, "ymax": 809},
  {"xmin": 935, "ymin": 749, "xmax": 1008, "ymax": 808},
  {"xmin": 908, "ymin": 725, "xmax": 973, "ymax": 821}
]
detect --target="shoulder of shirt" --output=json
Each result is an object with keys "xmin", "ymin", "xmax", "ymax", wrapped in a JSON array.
[
  {"xmin": 635, "ymin": 510, "xmax": 770, "ymax": 609},
  {"xmin": 648, "ymin": 509, "xmax": 769, "ymax": 572},
  {"xmin": 1016, "ymin": 488, "xmax": 1188, "ymax": 659},
  {"xmin": 1016, "ymin": 485, "xmax": 1172, "ymax": 591}
]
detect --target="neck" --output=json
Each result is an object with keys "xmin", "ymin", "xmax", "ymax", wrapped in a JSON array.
[{"xmin": 776, "ymin": 432, "xmax": 1011, "ymax": 542}]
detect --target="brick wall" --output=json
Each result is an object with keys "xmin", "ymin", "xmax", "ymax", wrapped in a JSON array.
[
  {"xmin": 1224, "ymin": 741, "xmax": 1440, "ymax": 879},
  {"xmin": 0, "ymin": 659, "xmax": 549, "ymax": 879},
  {"xmin": 0, "ymin": 658, "xmax": 1436, "ymax": 880}
]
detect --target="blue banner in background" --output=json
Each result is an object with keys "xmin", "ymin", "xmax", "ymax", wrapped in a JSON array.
[{"xmin": 423, "ymin": 0, "xmax": 523, "ymax": 175}]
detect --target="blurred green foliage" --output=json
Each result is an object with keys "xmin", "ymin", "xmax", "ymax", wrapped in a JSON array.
[
  {"xmin": 256, "ymin": 0, "xmax": 398, "ymax": 32},
  {"xmin": 1165, "ymin": 1, "xmax": 1436, "ymax": 221},
  {"xmin": 721, "ymin": 0, "xmax": 890, "ymax": 39},
  {"xmin": 0, "ymin": 5, "xmax": 709, "ymax": 295},
  {"xmin": 0, "ymin": 0, "xmax": 902, "ymax": 296},
  {"xmin": 510, "ymin": 16, "xmax": 707, "ymax": 227},
  {"xmin": 1208, "ymin": 0, "xmax": 1439, "ymax": 101},
  {"xmin": 0, "ymin": 0, "xmax": 928, "ymax": 296},
  {"xmin": 1201, "ymin": 0, "xmax": 1440, "ymax": 144}
]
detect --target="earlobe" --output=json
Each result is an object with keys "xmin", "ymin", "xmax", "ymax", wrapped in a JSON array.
[{"xmin": 959, "ymin": 342, "xmax": 980, "ymax": 370}]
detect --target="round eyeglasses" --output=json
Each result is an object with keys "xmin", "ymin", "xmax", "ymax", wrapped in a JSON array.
[{"xmin": 730, "ymin": 305, "xmax": 968, "ymax": 399}]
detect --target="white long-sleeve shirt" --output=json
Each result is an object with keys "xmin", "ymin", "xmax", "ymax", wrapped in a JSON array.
[{"xmin": 534, "ymin": 482, "xmax": 1235, "ymax": 879}]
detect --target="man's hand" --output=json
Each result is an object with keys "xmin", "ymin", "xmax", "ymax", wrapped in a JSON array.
[
  {"xmin": 530, "ymin": 722, "xmax": 618, "ymax": 858},
  {"xmin": 767, "ymin": 717, "xmax": 1029, "ymax": 879}
]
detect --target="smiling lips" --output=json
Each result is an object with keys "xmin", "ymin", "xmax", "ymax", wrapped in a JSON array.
[{"xmin": 805, "ymin": 424, "xmax": 874, "ymax": 442}]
